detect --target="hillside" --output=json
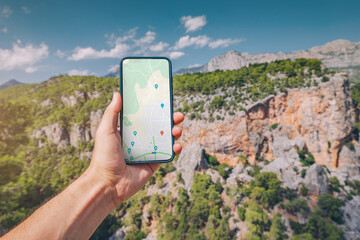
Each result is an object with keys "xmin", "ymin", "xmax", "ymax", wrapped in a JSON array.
[{"xmin": 0, "ymin": 59, "xmax": 359, "ymax": 239}]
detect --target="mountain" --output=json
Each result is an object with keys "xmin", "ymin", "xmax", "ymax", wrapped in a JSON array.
[
  {"xmin": 1, "ymin": 60, "xmax": 360, "ymax": 239},
  {"xmin": 0, "ymin": 79, "xmax": 24, "ymax": 90},
  {"xmin": 173, "ymin": 39, "xmax": 360, "ymax": 75}
]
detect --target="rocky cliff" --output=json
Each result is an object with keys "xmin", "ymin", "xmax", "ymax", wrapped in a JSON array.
[{"xmin": 179, "ymin": 73, "xmax": 357, "ymax": 170}]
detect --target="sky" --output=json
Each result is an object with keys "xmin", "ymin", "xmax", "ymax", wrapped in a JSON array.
[{"xmin": 0, "ymin": 0, "xmax": 359, "ymax": 85}]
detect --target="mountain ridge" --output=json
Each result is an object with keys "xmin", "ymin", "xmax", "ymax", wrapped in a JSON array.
[
  {"xmin": 0, "ymin": 79, "xmax": 24, "ymax": 90},
  {"xmin": 173, "ymin": 39, "xmax": 360, "ymax": 75}
]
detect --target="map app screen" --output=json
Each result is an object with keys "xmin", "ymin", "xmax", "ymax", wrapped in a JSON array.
[{"xmin": 121, "ymin": 58, "xmax": 173, "ymax": 163}]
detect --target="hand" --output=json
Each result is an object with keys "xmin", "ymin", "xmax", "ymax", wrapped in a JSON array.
[{"xmin": 88, "ymin": 92, "xmax": 184, "ymax": 206}]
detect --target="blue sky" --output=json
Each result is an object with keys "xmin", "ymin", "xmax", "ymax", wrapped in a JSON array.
[{"xmin": 0, "ymin": 0, "xmax": 359, "ymax": 84}]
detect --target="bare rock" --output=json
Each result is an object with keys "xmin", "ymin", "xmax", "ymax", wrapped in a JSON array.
[
  {"xmin": 40, "ymin": 99, "xmax": 55, "ymax": 107},
  {"xmin": 337, "ymin": 141, "xmax": 360, "ymax": 183},
  {"xmin": 109, "ymin": 226, "xmax": 129, "ymax": 240},
  {"xmin": 32, "ymin": 123, "xmax": 69, "ymax": 148},
  {"xmin": 61, "ymin": 91, "xmax": 87, "ymax": 107},
  {"xmin": 303, "ymin": 164, "xmax": 328, "ymax": 195},
  {"xmin": 88, "ymin": 91, "xmax": 101, "ymax": 99},
  {"xmin": 69, "ymin": 123, "xmax": 91, "ymax": 147},
  {"xmin": 341, "ymin": 196, "xmax": 360, "ymax": 240},
  {"xmin": 90, "ymin": 109, "xmax": 103, "ymax": 138},
  {"xmin": 174, "ymin": 142, "xmax": 208, "ymax": 191},
  {"xmin": 226, "ymin": 164, "xmax": 244, "ymax": 187},
  {"xmin": 79, "ymin": 151, "xmax": 92, "ymax": 160}
]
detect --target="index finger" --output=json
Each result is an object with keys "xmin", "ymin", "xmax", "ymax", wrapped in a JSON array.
[{"xmin": 173, "ymin": 112, "xmax": 184, "ymax": 125}]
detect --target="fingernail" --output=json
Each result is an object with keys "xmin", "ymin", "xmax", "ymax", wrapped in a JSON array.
[{"xmin": 112, "ymin": 92, "xmax": 117, "ymax": 102}]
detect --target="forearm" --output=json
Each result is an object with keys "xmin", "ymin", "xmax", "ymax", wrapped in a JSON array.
[{"xmin": 2, "ymin": 167, "xmax": 116, "ymax": 240}]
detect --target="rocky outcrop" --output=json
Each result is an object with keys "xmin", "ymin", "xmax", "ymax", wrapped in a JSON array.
[
  {"xmin": 90, "ymin": 109, "xmax": 103, "ymax": 138},
  {"xmin": 61, "ymin": 90, "xmax": 87, "ymax": 107},
  {"xmin": 303, "ymin": 164, "xmax": 329, "ymax": 195},
  {"xmin": 32, "ymin": 123, "xmax": 69, "ymax": 148},
  {"xmin": 69, "ymin": 124, "xmax": 91, "ymax": 147},
  {"xmin": 341, "ymin": 196, "xmax": 360, "ymax": 240},
  {"xmin": 179, "ymin": 73, "xmax": 357, "ymax": 170},
  {"xmin": 174, "ymin": 142, "xmax": 208, "ymax": 191}
]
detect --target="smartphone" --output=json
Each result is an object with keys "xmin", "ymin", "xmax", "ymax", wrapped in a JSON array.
[{"xmin": 120, "ymin": 57, "xmax": 174, "ymax": 164}]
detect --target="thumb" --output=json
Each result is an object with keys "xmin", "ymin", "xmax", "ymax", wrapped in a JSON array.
[{"xmin": 98, "ymin": 92, "xmax": 122, "ymax": 134}]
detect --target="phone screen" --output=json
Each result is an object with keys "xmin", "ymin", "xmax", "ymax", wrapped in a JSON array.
[{"xmin": 120, "ymin": 57, "xmax": 174, "ymax": 163}]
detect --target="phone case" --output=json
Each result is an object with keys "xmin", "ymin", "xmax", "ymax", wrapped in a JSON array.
[{"xmin": 120, "ymin": 57, "xmax": 175, "ymax": 164}]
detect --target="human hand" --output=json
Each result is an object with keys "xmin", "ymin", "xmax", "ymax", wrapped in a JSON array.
[{"xmin": 88, "ymin": 92, "xmax": 184, "ymax": 206}]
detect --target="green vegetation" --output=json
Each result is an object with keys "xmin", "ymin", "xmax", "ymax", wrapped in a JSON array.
[
  {"xmin": 285, "ymin": 198, "xmax": 310, "ymax": 215},
  {"xmin": 297, "ymin": 149, "xmax": 315, "ymax": 166},
  {"xmin": 270, "ymin": 123, "xmax": 279, "ymax": 130},
  {"xmin": 246, "ymin": 172, "xmax": 282, "ymax": 208},
  {"xmin": 290, "ymin": 193, "xmax": 345, "ymax": 240}
]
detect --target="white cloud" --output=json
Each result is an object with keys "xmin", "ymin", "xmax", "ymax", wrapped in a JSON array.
[
  {"xmin": 22, "ymin": 6, "xmax": 31, "ymax": 14},
  {"xmin": 149, "ymin": 42, "xmax": 169, "ymax": 52},
  {"xmin": 0, "ymin": 42, "xmax": 49, "ymax": 71},
  {"xmin": 181, "ymin": 15, "xmax": 207, "ymax": 33},
  {"xmin": 169, "ymin": 51, "xmax": 185, "ymax": 59},
  {"xmin": 1, "ymin": 6, "xmax": 12, "ymax": 18},
  {"xmin": 1, "ymin": 27, "xmax": 7, "ymax": 33},
  {"xmin": 134, "ymin": 31, "xmax": 156, "ymax": 45},
  {"xmin": 209, "ymin": 38, "xmax": 244, "ymax": 49},
  {"xmin": 68, "ymin": 43, "xmax": 129, "ymax": 61},
  {"xmin": 67, "ymin": 69, "xmax": 90, "ymax": 76},
  {"xmin": 188, "ymin": 63, "xmax": 201, "ymax": 68},
  {"xmin": 174, "ymin": 35, "xmax": 211, "ymax": 50},
  {"xmin": 55, "ymin": 49, "xmax": 66, "ymax": 58},
  {"xmin": 69, "ymin": 28, "xmax": 161, "ymax": 61},
  {"xmin": 25, "ymin": 67, "xmax": 38, "ymax": 73}
]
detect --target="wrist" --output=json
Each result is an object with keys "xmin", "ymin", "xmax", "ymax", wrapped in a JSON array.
[{"xmin": 82, "ymin": 166, "xmax": 119, "ymax": 210}]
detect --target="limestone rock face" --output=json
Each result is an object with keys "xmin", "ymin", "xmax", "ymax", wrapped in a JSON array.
[
  {"xmin": 32, "ymin": 123, "xmax": 69, "ymax": 148},
  {"xmin": 303, "ymin": 164, "xmax": 329, "ymax": 195},
  {"xmin": 90, "ymin": 109, "xmax": 103, "ymax": 138},
  {"xmin": 60, "ymin": 90, "xmax": 87, "ymax": 107},
  {"xmin": 179, "ymin": 73, "xmax": 356, "ymax": 169},
  {"xmin": 174, "ymin": 142, "xmax": 208, "ymax": 191},
  {"xmin": 341, "ymin": 196, "xmax": 360, "ymax": 240},
  {"xmin": 69, "ymin": 123, "xmax": 91, "ymax": 147}
]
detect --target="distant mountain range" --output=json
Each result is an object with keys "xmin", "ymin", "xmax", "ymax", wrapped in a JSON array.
[
  {"xmin": 175, "ymin": 39, "xmax": 360, "ymax": 75},
  {"xmin": 104, "ymin": 39, "xmax": 360, "ymax": 77},
  {"xmin": 0, "ymin": 79, "xmax": 24, "ymax": 90}
]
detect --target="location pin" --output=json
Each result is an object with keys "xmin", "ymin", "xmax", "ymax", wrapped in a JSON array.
[
  {"xmin": 133, "ymin": 131, "xmax": 137, "ymax": 136},
  {"xmin": 154, "ymin": 146, "xmax": 158, "ymax": 151},
  {"xmin": 160, "ymin": 130, "xmax": 164, "ymax": 136},
  {"xmin": 161, "ymin": 103, "xmax": 164, "ymax": 108},
  {"xmin": 155, "ymin": 84, "xmax": 158, "ymax": 89},
  {"xmin": 131, "ymin": 141, "xmax": 135, "ymax": 146},
  {"xmin": 130, "ymin": 156, "xmax": 133, "ymax": 160},
  {"xmin": 128, "ymin": 148, "xmax": 131, "ymax": 153}
]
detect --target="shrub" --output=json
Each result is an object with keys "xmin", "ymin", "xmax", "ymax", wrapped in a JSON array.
[
  {"xmin": 285, "ymin": 198, "xmax": 310, "ymax": 215},
  {"xmin": 237, "ymin": 207, "xmax": 246, "ymax": 221},
  {"xmin": 270, "ymin": 123, "xmax": 279, "ymax": 130}
]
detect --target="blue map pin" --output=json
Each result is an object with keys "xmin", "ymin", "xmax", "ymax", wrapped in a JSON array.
[
  {"xmin": 131, "ymin": 141, "xmax": 134, "ymax": 146},
  {"xmin": 154, "ymin": 146, "xmax": 158, "ymax": 151},
  {"xmin": 161, "ymin": 103, "xmax": 164, "ymax": 108},
  {"xmin": 133, "ymin": 131, "xmax": 137, "ymax": 136},
  {"xmin": 128, "ymin": 148, "xmax": 131, "ymax": 153},
  {"xmin": 130, "ymin": 156, "xmax": 133, "ymax": 160},
  {"xmin": 155, "ymin": 84, "xmax": 158, "ymax": 89}
]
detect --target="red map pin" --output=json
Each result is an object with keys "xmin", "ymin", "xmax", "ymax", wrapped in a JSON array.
[{"xmin": 160, "ymin": 130, "xmax": 164, "ymax": 136}]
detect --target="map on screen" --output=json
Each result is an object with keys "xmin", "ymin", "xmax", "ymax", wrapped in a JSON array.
[{"xmin": 121, "ymin": 58, "xmax": 173, "ymax": 162}]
